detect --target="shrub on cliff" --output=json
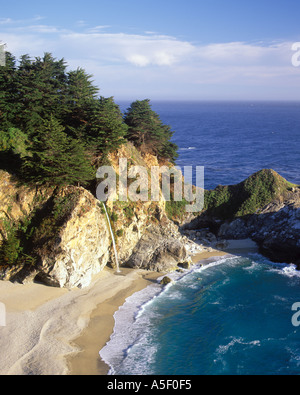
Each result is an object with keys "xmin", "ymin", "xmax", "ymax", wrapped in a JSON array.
[{"xmin": 204, "ymin": 169, "xmax": 297, "ymax": 220}]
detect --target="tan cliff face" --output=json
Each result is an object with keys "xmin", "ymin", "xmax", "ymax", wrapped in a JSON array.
[
  {"xmin": 0, "ymin": 171, "xmax": 53, "ymax": 243},
  {"xmin": 36, "ymin": 189, "xmax": 111, "ymax": 288},
  {"xmin": 0, "ymin": 178, "xmax": 112, "ymax": 288},
  {"xmin": 0, "ymin": 144, "xmax": 188, "ymax": 288}
]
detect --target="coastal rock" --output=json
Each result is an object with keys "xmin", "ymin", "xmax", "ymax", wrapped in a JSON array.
[
  {"xmin": 36, "ymin": 190, "xmax": 111, "ymax": 288},
  {"xmin": 0, "ymin": 184, "xmax": 111, "ymax": 288},
  {"xmin": 126, "ymin": 223, "xmax": 188, "ymax": 272},
  {"xmin": 178, "ymin": 261, "xmax": 191, "ymax": 269},
  {"xmin": 0, "ymin": 170, "xmax": 53, "ymax": 243},
  {"xmin": 0, "ymin": 142, "xmax": 190, "ymax": 288},
  {"xmin": 215, "ymin": 198, "xmax": 300, "ymax": 264},
  {"xmin": 160, "ymin": 276, "xmax": 172, "ymax": 286},
  {"xmin": 182, "ymin": 170, "xmax": 300, "ymax": 266}
]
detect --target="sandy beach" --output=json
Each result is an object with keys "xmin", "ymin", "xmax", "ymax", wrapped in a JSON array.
[
  {"xmin": 0, "ymin": 267, "xmax": 160, "ymax": 375},
  {"xmin": 0, "ymin": 240, "xmax": 256, "ymax": 376},
  {"xmin": 67, "ymin": 268, "xmax": 162, "ymax": 375}
]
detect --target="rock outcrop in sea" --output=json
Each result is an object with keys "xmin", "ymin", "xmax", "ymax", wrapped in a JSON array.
[{"xmin": 184, "ymin": 169, "xmax": 300, "ymax": 267}]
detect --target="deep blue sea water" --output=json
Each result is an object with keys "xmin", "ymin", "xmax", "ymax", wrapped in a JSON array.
[
  {"xmin": 120, "ymin": 101, "xmax": 300, "ymax": 189},
  {"xmin": 101, "ymin": 101, "xmax": 300, "ymax": 375}
]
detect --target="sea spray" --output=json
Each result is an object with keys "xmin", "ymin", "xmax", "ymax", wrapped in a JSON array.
[{"xmin": 102, "ymin": 202, "xmax": 121, "ymax": 273}]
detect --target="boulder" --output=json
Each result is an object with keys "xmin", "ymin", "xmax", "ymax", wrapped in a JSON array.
[
  {"xmin": 178, "ymin": 261, "xmax": 190, "ymax": 269},
  {"xmin": 160, "ymin": 276, "xmax": 172, "ymax": 286},
  {"xmin": 126, "ymin": 224, "xmax": 188, "ymax": 272}
]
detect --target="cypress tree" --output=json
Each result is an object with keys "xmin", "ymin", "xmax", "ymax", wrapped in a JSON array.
[
  {"xmin": 22, "ymin": 116, "xmax": 94, "ymax": 187},
  {"xmin": 124, "ymin": 99, "xmax": 178, "ymax": 163},
  {"xmin": 15, "ymin": 53, "xmax": 68, "ymax": 134},
  {"xmin": 0, "ymin": 52, "xmax": 18, "ymax": 130},
  {"xmin": 85, "ymin": 96, "xmax": 128, "ymax": 156}
]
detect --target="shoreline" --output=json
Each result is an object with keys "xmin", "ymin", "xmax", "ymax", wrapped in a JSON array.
[
  {"xmin": 67, "ymin": 247, "xmax": 230, "ymax": 376},
  {"xmin": 67, "ymin": 268, "xmax": 162, "ymax": 375},
  {"xmin": 0, "ymin": 240, "xmax": 254, "ymax": 376},
  {"xmin": 0, "ymin": 267, "xmax": 160, "ymax": 375}
]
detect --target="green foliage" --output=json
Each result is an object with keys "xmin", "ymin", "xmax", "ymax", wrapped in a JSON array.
[
  {"xmin": 110, "ymin": 212, "xmax": 119, "ymax": 222},
  {"xmin": 0, "ymin": 215, "xmax": 36, "ymax": 267},
  {"xmin": 22, "ymin": 117, "xmax": 94, "ymax": 186},
  {"xmin": 0, "ymin": 52, "xmax": 18, "ymax": 129},
  {"xmin": 0, "ymin": 127, "xmax": 29, "ymax": 157},
  {"xmin": 124, "ymin": 99, "xmax": 178, "ymax": 164},
  {"xmin": 116, "ymin": 229, "xmax": 124, "ymax": 237},
  {"xmin": 0, "ymin": 52, "xmax": 131, "ymax": 187},
  {"xmin": 165, "ymin": 199, "xmax": 189, "ymax": 221},
  {"xmin": 204, "ymin": 169, "xmax": 296, "ymax": 220},
  {"xmin": 29, "ymin": 191, "xmax": 80, "ymax": 247},
  {"xmin": 14, "ymin": 53, "xmax": 68, "ymax": 134},
  {"xmin": 0, "ymin": 220, "xmax": 22, "ymax": 266},
  {"xmin": 0, "ymin": 52, "xmax": 179, "ymax": 189},
  {"xmin": 124, "ymin": 205, "xmax": 135, "ymax": 220},
  {"xmin": 0, "ymin": 189, "xmax": 81, "ymax": 268},
  {"xmin": 84, "ymin": 96, "xmax": 128, "ymax": 155}
]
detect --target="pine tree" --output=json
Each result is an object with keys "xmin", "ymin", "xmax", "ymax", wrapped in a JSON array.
[
  {"xmin": 85, "ymin": 96, "xmax": 128, "ymax": 156},
  {"xmin": 124, "ymin": 99, "xmax": 178, "ymax": 163},
  {"xmin": 0, "ymin": 52, "xmax": 18, "ymax": 129},
  {"xmin": 15, "ymin": 53, "xmax": 68, "ymax": 134},
  {"xmin": 64, "ymin": 68, "xmax": 99, "ymax": 139},
  {"xmin": 22, "ymin": 117, "xmax": 94, "ymax": 186}
]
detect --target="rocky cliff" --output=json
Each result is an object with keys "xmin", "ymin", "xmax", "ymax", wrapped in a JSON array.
[
  {"xmin": 1, "ymin": 158, "xmax": 299, "ymax": 289},
  {"xmin": 184, "ymin": 169, "xmax": 300, "ymax": 267},
  {"xmin": 0, "ymin": 144, "xmax": 189, "ymax": 288}
]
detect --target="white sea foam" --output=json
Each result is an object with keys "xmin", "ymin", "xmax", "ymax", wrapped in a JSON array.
[
  {"xmin": 243, "ymin": 261, "xmax": 261, "ymax": 273},
  {"xmin": 100, "ymin": 251, "xmax": 300, "ymax": 375},
  {"xmin": 179, "ymin": 146, "xmax": 197, "ymax": 151},
  {"xmin": 100, "ymin": 266, "xmax": 191, "ymax": 374},
  {"xmin": 99, "ymin": 280, "xmax": 162, "ymax": 374},
  {"xmin": 215, "ymin": 337, "xmax": 261, "ymax": 357},
  {"xmin": 100, "ymin": 255, "xmax": 239, "ymax": 374},
  {"xmin": 281, "ymin": 264, "xmax": 300, "ymax": 278},
  {"xmin": 249, "ymin": 253, "xmax": 300, "ymax": 279}
]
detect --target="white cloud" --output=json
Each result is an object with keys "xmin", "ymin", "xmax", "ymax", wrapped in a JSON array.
[
  {"xmin": 25, "ymin": 25, "xmax": 64, "ymax": 34},
  {"xmin": 1, "ymin": 21, "xmax": 299, "ymax": 99},
  {"xmin": 0, "ymin": 18, "xmax": 13, "ymax": 25}
]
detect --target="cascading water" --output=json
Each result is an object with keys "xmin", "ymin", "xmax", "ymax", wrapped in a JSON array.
[{"xmin": 102, "ymin": 202, "xmax": 121, "ymax": 273}]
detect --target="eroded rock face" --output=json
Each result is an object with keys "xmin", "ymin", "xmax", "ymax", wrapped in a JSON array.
[
  {"xmin": 0, "ymin": 186, "xmax": 112, "ymax": 288},
  {"xmin": 126, "ymin": 223, "xmax": 188, "ymax": 272},
  {"xmin": 0, "ymin": 170, "xmax": 188, "ymax": 287},
  {"xmin": 35, "ymin": 190, "xmax": 111, "ymax": 288},
  {"xmin": 217, "ymin": 198, "xmax": 300, "ymax": 265},
  {"xmin": 0, "ymin": 170, "xmax": 52, "ymax": 243}
]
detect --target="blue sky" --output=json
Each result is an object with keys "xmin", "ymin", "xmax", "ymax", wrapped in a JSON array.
[{"xmin": 1, "ymin": 0, "xmax": 300, "ymax": 100}]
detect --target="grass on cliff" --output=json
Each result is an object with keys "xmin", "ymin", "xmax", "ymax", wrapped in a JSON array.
[{"xmin": 203, "ymin": 169, "xmax": 298, "ymax": 220}]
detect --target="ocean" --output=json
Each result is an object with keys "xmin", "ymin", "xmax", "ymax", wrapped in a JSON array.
[
  {"xmin": 120, "ymin": 100, "xmax": 300, "ymax": 189},
  {"xmin": 101, "ymin": 101, "xmax": 300, "ymax": 375}
]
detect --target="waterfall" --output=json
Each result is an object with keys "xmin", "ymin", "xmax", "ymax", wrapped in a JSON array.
[{"xmin": 102, "ymin": 202, "xmax": 121, "ymax": 273}]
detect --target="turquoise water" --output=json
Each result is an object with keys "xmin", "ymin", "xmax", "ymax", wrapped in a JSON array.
[
  {"xmin": 100, "ymin": 254, "xmax": 300, "ymax": 375},
  {"xmin": 104, "ymin": 101, "xmax": 300, "ymax": 375}
]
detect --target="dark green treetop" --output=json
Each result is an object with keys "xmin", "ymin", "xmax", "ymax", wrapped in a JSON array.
[{"xmin": 124, "ymin": 99, "xmax": 178, "ymax": 164}]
